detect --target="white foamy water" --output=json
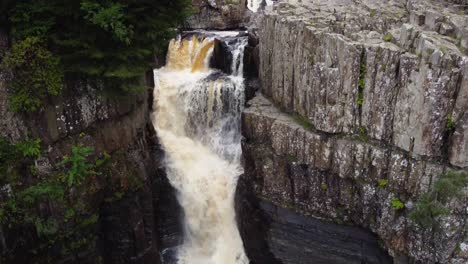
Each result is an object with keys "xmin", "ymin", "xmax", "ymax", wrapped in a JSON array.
[{"xmin": 151, "ymin": 35, "xmax": 249, "ymax": 264}]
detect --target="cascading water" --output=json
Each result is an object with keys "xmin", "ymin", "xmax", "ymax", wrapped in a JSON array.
[{"xmin": 151, "ymin": 33, "xmax": 249, "ymax": 264}]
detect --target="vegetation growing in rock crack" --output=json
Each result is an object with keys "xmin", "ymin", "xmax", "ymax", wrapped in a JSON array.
[
  {"xmin": 377, "ymin": 179, "xmax": 388, "ymax": 188},
  {"xmin": 0, "ymin": 0, "xmax": 192, "ymax": 112},
  {"xmin": 357, "ymin": 57, "xmax": 366, "ymax": 106},
  {"xmin": 390, "ymin": 197, "xmax": 405, "ymax": 210},
  {"xmin": 291, "ymin": 113, "xmax": 313, "ymax": 130},
  {"xmin": 383, "ymin": 33, "xmax": 393, "ymax": 42},
  {"xmin": 0, "ymin": 137, "xmax": 115, "ymax": 263},
  {"xmin": 446, "ymin": 114, "xmax": 455, "ymax": 131},
  {"xmin": 409, "ymin": 171, "xmax": 467, "ymax": 229},
  {"xmin": 287, "ymin": 154, "xmax": 298, "ymax": 162}
]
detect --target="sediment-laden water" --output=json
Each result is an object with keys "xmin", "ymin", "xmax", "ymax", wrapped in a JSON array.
[{"xmin": 151, "ymin": 33, "xmax": 249, "ymax": 264}]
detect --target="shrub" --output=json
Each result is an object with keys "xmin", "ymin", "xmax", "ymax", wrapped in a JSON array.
[
  {"xmin": 2, "ymin": 0, "xmax": 192, "ymax": 111},
  {"xmin": 409, "ymin": 193, "xmax": 449, "ymax": 228},
  {"xmin": 81, "ymin": 2, "xmax": 132, "ymax": 45},
  {"xmin": 59, "ymin": 145, "xmax": 96, "ymax": 187},
  {"xmin": 409, "ymin": 171, "xmax": 467, "ymax": 228},
  {"xmin": 0, "ymin": 139, "xmax": 110, "ymax": 262},
  {"xmin": 1, "ymin": 37, "xmax": 63, "ymax": 112},
  {"xmin": 0, "ymin": 137, "xmax": 40, "ymax": 185}
]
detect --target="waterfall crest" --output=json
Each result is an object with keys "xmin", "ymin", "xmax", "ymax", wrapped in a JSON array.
[{"xmin": 151, "ymin": 33, "xmax": 249, "ymax": 264}]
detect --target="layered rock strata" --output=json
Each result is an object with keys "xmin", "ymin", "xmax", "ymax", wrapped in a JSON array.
[{"xmin": 239, "ymin": 0, "xmax": 468, "ymax": 263}]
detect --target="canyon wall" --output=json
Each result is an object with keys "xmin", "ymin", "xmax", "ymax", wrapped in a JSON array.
[
  {"xmin": 239, "ymin": 0, "xmax": 468, "ymax": 263},
  {"xmin": 0, "ymin": 29, "xmax": 165, "ymax": 263}
]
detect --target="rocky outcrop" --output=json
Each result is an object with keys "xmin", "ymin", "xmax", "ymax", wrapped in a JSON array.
[
  {"xmin": 240, "ymin": 95, "xmax": 467, "ymax": 263},
  {"xmin": 186, "ymin": 0, "xmax": 249, "ymax": 29},
  {"xmin": 258, "ymin": 0, "xmax": 467, "ymax": 165},
  {"xmin": 239, "ymin": 0, "xmax": 468, "ymax": 263},
  {"xmin": 236, "ymin": 167, "xmax": 393, "ymax": 264}
]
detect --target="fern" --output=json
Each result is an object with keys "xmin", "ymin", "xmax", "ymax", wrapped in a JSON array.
[
  {"xmin": 16, "ymin": 139, "xmax": 41, "ymax": 158},
  {"xmin": 60, "ymin": 146, "xmax": 95, "ymax": 187}
]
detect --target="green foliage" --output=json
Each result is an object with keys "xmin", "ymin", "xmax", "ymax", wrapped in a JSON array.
[
  {"xmin": 357, "ymin": 59, "xmax": 366, "ymax": 106},
  {"xmin": 2, "ymin": 0, "xmax": 192, "ymax": 111},
  {"xmin": 378, "ymin": 179, "xmax": 388, "ymax": 188},
  {"xmin": 16, "ymin": 139, "xmax": 41, "ymax": 158},
  {"xmin": 287, "ymin": 154, "xmax": 298, "ymax": 162},
  {"xmin": 321, "ymin": 183, "xmax": 328, "ymax": 190},
  {"xmin": 81, "ymin": 2, "xmax": 132, "ymax": 45},
  {"xmin": 60, "ymin": 145, "xmax": 96, "ymax": 187},
  {"xmin": 409, "ymin": 171, "xmax": 467, "ymax": 228},
  {"xmin": 357, "ymin": 127, "xmax": 369, "ymax": 142},
  {"xmin": 383, "ymin": 33, "xmax": 393, "ymax": 42},
  {"xmin": 292, "ymin": 114, "xmax": 313, "ymax": 130},
  {"xmin": 0, "ymin": 137, "xmax": 42, "ymax": 186},
  {"xmin": 19, "ymin": 182, "xmax": 63, "ymax": 208},
  {"xmin": 0, "ymin": 139, "xmax": 110, "ymax": 262},
  {"xmin": 433, "ymin": 171, "xmax": 467, "ymax": 203},
  {"xmin": 34, "ymin": 218, "xmax": 59, "ymax": 237},
  {"xmin": 446, "ymin": 114, "xmax": 455, "ymax": 131},
  {"xmin": 369, "ymin": 9, "xmax": 377, "ymax": 18},
  {"xmin": 1, "ymin": 37, "xmax": 63, "ymax": 112},
  {"xmin": 0, "ymin": 138, "xmax": 19, "ymax": 183},
  {"xmin": 408, "ymin": 193, "xmax": 449, "ymax": 228},
  {"xmin": 391, "ymin": 197, "xmax": 405, "ymax": 210}
]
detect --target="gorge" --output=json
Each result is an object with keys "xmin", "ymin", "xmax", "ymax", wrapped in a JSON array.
[
  {"xmin": 152, "ymin": 33, "xmax": 248, "ymax": 264},
  {"xmin": 0, "ymin": 0, "xmax": 467, "ymax": 264}
]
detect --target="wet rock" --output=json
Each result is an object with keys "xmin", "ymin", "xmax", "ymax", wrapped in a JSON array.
[
  {"xmin": 210, "ymin": 39, "xmax": 234, "ymax": 74},
  {"xmin": 186, "ymin": 0, "xmax": 249, "ymax": 29}
]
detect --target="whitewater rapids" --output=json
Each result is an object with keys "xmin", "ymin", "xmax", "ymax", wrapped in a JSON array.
[{"xmin": 151, "ymin": 35, "xmax": 249, "ymax": 264}]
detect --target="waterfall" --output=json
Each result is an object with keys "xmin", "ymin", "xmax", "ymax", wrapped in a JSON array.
[{"xmin": 151, "ymin": 33, "xmax": 249, "ymax": 264}]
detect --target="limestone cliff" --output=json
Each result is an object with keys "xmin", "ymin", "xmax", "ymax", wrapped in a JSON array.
[{"xmin": 239, "ymin": 0, "xmax": 468, "ymax": 263}]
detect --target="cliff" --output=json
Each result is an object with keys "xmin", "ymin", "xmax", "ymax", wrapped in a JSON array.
[
  {"xmin": 0, "ymin": 29, "xmax": 165, "ymax": 263},
  {"xmin": 238, "ymin": 0, "xmax": 468, "ymax": 263}
]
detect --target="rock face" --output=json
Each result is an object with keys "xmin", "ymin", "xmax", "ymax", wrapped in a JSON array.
[
  {"xmin": 236, "ymin": 168, "xmax": 393, "ymax": 264},
  {"xmin": 186, "ymin": 0, "xmax": 249, "ymax": 29},
  {"xmin": 0, "ymin": 30, "xmax": 165, "ymax": 263},
  {"xmin": 258, "ymin": 0, "xmax": 468, "ymax": 165},
  {"xmin": 238, "ymin": 0, "xmax": 468, "ymax": 263}
]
